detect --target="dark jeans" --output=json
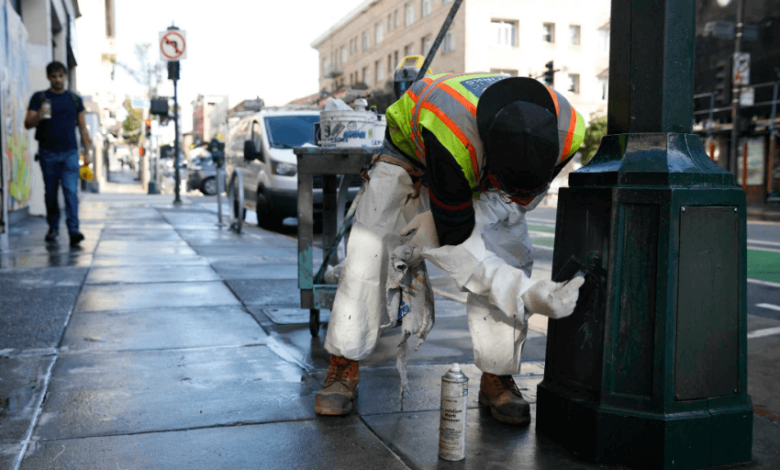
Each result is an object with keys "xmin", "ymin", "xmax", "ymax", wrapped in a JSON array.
[{"xmin": 39, "ymin": 148, "xmax": 80, "ymax": 234}]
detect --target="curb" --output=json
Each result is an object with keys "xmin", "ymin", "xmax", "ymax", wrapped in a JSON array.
[{"xmin": 747, "ymin": 209, "xmax": 780, "ymax": 222}]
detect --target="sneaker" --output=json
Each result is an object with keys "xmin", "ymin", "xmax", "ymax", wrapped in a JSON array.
[
  {"xmin": 478, "ymin": 372, "xmax": 531, "ymax": 425},
  {"xmin": 69, "ymin": 232, "xmax": 85, "ymax": 247},
  {"xmin": 44, "ymin": 228, "xmax": 58, "ymax": 242},
  {"xmin": 315, "ymin": 355, "xmax": 360, "ymax": 416}
]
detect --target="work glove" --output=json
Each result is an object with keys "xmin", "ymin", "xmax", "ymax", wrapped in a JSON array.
[
  {"xmin": 396, "ymin": 211, "xmax": 439, "ymax": 264},
  {"xmin": 521, "ymin": 276, "xmax": 585, "ymax": 319}
]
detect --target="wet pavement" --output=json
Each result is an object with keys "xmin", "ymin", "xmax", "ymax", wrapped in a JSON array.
[{"xmin": 1, "ymin": 177, "xmax": 779, "ymax": 469}]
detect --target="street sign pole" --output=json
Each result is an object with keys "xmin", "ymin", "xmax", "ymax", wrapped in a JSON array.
[
  {"xmin": 730, "ymin": 0, "xmax": 746, "ymax": 175},
  {"xmin": 161, "ymin": 24, "xmax": 186, "ymax": 206},
  {"xmin": 171, "ymin": 70, "xmax": 181, "ymax": 206}
]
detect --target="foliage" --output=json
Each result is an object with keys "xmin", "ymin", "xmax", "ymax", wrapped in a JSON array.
[
  {"xmin": 122, "ymin": 99, "xmax": 143, "ymax": 145},
  {"xmin": 580, "ymin": 116, "xmax": 608, "ymax": 165}
]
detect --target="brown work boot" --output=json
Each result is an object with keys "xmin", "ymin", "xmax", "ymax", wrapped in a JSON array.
[
  {"xmin": 478, "ymin": 372, "xmax": 531, "ymax": 425},
  {"xmin": 315, "ymin": 355, "xmax": 360, "ymax": 416}
]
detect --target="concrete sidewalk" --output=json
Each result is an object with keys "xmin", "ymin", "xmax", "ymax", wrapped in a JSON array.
[{"xmin": 0, "ymin": 181, "xmax": 779, "ymax": 469}]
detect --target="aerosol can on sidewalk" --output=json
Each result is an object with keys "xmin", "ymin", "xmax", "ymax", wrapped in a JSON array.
[{"xmin": 439, "ymin": 363, "xmax": 468, "ymax": 461}]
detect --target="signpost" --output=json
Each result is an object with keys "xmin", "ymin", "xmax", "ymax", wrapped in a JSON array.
[
  {"xmin": 159, "ymin": 29, "xmax": 187, "ymax": 61},
  {"xmin": 160, "ymin": 25, "xmax": 186, "ymax": 205},
  {"xmin": 733, "ymin": 52, "xmax": 750, "ymax": 86}
]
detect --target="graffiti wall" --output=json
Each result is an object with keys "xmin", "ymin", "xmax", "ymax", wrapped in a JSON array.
[{"xmin": 1, "ymin": 0, "xmax": 32, "ymax": 211}]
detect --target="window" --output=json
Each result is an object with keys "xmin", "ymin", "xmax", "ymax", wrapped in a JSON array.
[
  {"xmin": 362, "ymin": 31, "xmax": 370, "ymax": 51},
  {"xmin": 322, "ymin": 58, "xmax": 328, "ymax": 76},
  {"xmin": 443, "ymin": 0, "xmax": 452, "ymax": 3},
  {"xmin": 598, "ymin": 28, "xmax": 610, "ymax": 54},
  {"xmin": 394, "ymin": 10, "xmax": 399, "ymax": 29},
  {"xmin": 405, "ymin": 3, "xmax": 415, "ymax": 26},
  {"xmin": 404, "ymin": 43, "xmax": 414, "ymax": 56},
  {"xmin": 362, "ymin": 66, "xmax": 370, "ymax": 85},
  {"xmin": 422, "ymin": 0, "xmax": 433, "ymax": 17},
  {"xmin": 598, "ymin": 77, "xmax": 608, "ymax": 100},
  {"xmin": 442, "ymin": 31, "xmax": 454, "ymax": 53},
  {"xmin": 394, "ymin": 50, "xmax": 399, "ymax": 66},
  {"xmin": 543, "ymin": 23, "xmax": 555, "ymax": 43},
  {"xmin": 568, "ymin": 74, "xmax": 580, "ymax": 94},
  {"xmin": 375, "ymin": 23, "xmax": 383, "ymax": 44},
  {"xmin": 422, "ymin": 35, "xmax": 433, "ymax": 56},
  {"xmin": 569, "ymin": 25, "xmax": 581, "ymax": 45},
  {"xmin": 490, "ymin": 69, "xmax": 518, "ymax": 77},
  {"xmin": 376, "ymin": 60, "xmax": 383, "ymax": 84},
  {"xmin": 492, "ymin": 20, "xmax": 517, "ymax": 46},
  {"xmin": 388, "ymin": 14, "xmax": 393, "ymax": 32},
  {"xmin": 388, "ymin": 54, "xmax": 393, "ymax": 73},
  {"xmin": 340, "ymin": 46, "xmax": 347, "ymax": 65}
]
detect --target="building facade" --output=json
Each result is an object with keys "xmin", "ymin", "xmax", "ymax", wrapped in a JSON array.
[
  {"xmin": 1, "ymin": 0, "xmax": 82, "ymax": 226},
  {"xmin": 311, "ymin": 0, "xmax": 611, "ymax": 121},
  {"xmin": 692, "ymin": 0, "xmax": 780, "ymax": 201},
  {"xmin": 191, "ymin": 94, "xmax": 228, "ymax": 145},
  {"xmin": 75, "ymin": 0, "xmax": 119, "ymax": 192}
]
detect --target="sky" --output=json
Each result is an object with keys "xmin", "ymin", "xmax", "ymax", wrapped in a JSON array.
[{"xmin": 111, "ymin": 0, "xmax": 366, "ymax": 132}]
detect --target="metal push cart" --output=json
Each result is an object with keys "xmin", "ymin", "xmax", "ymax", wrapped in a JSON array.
[{"xmin": 294, "ymin": 147, "xmax": 375, "ymax": 337}]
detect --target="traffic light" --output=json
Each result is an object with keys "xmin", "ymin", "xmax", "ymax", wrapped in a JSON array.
[
  {"xmin": 544, "ymin": 61, "xmax": 555, "ymax": 86},
  {"xmin": 145, "ymin": 119, "xmax": 152, "ymax": 138},
  {"xmin": 139, "ymin": 147, "xmax": 145, "ymax": 157},
  {"xmin": 714, "ymin": 58, "xmax": 731, "ymax": 105}
]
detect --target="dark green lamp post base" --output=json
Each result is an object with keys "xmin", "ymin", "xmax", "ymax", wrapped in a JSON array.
[
  {"xmin": 537, "ymin": 385, "xmax": 752, "ymax": 469},
  {"xmin": 537, "ymin": 133, "xmax": 753, "ymax": 469}
]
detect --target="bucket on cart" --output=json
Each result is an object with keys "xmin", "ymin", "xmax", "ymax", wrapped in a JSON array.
[{"xmin": 319, "ymin": 111, "xmax": 385, "ymax": 148}]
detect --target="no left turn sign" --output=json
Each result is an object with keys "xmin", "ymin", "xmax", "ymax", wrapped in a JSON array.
[{"xmin": 160, "ymin": 29, "xmax": 187, "ymax": 61}]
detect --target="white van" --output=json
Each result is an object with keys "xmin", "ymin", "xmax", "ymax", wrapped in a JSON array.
[{"xmin": 225, "ymin": 108, "xmax": 361, "ymax": 227}]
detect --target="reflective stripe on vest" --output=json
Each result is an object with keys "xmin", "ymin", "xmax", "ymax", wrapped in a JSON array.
[
  {"xmin": 385, "ymin": 73, "xmax": 586, "ymax": 191},
  {"xmin": 387, "ymin": 73, "xmax": 506, "ymax": 190},
  {"xmin": 546, "ymin": 88, "xmax": 586, "ymax": 164}
]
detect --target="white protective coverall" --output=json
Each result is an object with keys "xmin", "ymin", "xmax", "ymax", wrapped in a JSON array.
[{"xmin": 324, "ymin": 161, "xmax": 545, "ymax": 376}]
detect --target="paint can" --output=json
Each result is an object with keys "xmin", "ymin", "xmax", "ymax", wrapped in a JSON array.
[
  {"xmin": 318, "ymin": 110, "xmax": 383, "ymax": 148},
  {"xmin": 439, "ymin": 363, "xmax": 468, "ymax": 461}
]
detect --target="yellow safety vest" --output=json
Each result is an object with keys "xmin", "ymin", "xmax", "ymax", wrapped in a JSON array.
[{"xmin": 385, "ymin": 73, "xmax": 586, "ymax": 192}]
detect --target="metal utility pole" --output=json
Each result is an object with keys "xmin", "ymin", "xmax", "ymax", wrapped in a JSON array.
[
  {"xmin": 769, "ymin": 73, "xmax": 779, "ymax": 196},
  {"xmin": 413, "ymin": 0, "xmax": 463, "ymax": 82},
  {"xmin": 538, "ymin": 0, "xmax": 752, "ymax": 468},
  {"xmin": 0, "ymin": 88, "xmax": 8, "ymax": 252},
  {"xmin": 729, "ymin": 0, "xmax": 747, "ymax": 175}
]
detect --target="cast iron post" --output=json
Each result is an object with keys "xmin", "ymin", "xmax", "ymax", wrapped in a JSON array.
[{"xmin": 536, "ymin": 1, "xmax": 752, "ymax": 469}]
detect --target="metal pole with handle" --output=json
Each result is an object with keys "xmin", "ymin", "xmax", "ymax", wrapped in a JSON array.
[
  {"xmin": 0, "ymin": 84, "xmax": 7, "ymax": 252},
  {"xmin": 768, "ymin": 78, "xmax": 778, "ymax": 196},
  {"xmin": 413, "ymin": 0, "xmax": 464, "ymax": 82}
]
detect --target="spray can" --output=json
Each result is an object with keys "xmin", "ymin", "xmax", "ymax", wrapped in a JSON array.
[{"xmin": 439, "ymin": 363, "xmax": 468, "ymax": 461}]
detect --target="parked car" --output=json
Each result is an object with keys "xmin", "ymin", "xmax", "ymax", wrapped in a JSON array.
[
  {"xmin": 225, "ymin": 108, "xmax": 361, "ymax": 227},
  {"xmin": 187, "ymin": 155, "xmax": 221, "ymax": 195}
]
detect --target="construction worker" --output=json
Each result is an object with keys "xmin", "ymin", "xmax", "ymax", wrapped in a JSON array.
[{"xmin": 315, "ymin": 72, "xmax": 586, "ymax": 425}]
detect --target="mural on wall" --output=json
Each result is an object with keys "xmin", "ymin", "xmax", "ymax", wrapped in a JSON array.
[{"xmin": 1, "ymin": 0, "xmax": 32, "ymax": 211}]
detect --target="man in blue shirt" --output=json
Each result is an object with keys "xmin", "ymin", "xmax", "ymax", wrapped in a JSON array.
[{"xmin": 25, "ymin": 61, "xmax": 91, "ymax": 246}]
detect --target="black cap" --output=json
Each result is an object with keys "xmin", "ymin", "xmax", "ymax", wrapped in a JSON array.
[
  {"xmin": 476, "ymin": 77, "xmax": 558, "ymax": 151},
  {"xmin": 487, "ymin": 101, "xmax": 559, "ymax": 196}
]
